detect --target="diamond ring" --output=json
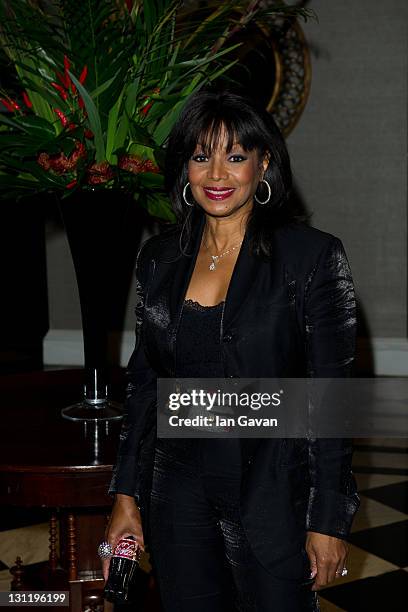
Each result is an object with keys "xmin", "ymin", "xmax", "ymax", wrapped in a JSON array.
[
  {"xmin": 336, "ymin": 567, "xmax": 348, "ymax": 577},
  {"xmin": 98, "ymin": 540, "xmax": 113, "ymax": 560}
]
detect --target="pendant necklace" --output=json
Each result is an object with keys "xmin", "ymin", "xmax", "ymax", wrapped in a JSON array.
[{"xmin": 203, "ymin": 235, "xmax": 243, "ymax": 271}]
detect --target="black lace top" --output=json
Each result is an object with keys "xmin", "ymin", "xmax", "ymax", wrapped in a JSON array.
[
  {"xmin": 159, "ymin": 297, "xmax": 241, "ymax": 470},
  {"xmin": 175, "ymin": 298, "xmax": 226, "ymax": 378},
  {"xmin": 157, "ymin": 298, "xmax": 225, "ymax": 452}
]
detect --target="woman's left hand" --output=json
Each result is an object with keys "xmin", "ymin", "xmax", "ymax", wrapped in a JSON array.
[{"xmin": 305, "ymin": 531, "xmax": 349, "ymax": 591}]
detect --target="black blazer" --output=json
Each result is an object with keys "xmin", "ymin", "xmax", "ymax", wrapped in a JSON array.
[{"xmin": 108, "ymin": 207, "xmax": 360, "ymax": 573}]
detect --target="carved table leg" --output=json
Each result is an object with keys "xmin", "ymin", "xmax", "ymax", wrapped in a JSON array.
[
  {"xmin": 67, "ymin": 513, "xmax": 77, "ymax": 581},
  {"xmin": 10, "ymin": 556, "xmax": 24, "ymax": 590},
  {"xmin": 49, "ymin": 513, "xmax": 58, "ymax": 571}
]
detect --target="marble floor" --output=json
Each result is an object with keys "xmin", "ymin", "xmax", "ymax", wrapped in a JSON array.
[
  {"xmin": 1, "ymin": 437, "xmax": 407, "ymax": 611},
  {"xmin": 317, "ymin": 438, "xmax": 408, "ymax": 611}
]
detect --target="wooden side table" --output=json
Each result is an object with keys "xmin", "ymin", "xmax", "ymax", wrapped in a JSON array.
[{"xmin": 0, "ymin": 368, "xmax": 160, "ymax": 611}]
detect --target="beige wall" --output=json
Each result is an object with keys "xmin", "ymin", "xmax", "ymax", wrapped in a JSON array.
[{"xmin": 287, "ymin": 0, "xmax": 407, "ymax": 338}]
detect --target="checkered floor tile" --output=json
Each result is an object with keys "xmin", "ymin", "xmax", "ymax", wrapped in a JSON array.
[{"xmin": 318, "ymin": 438, "xmax": 408, "ymax": 611}]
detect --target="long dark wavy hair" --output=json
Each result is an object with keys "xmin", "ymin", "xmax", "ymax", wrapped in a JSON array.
[{"xmin": 164, "ymin": 87, "xmax": 302, "ymax": 259}]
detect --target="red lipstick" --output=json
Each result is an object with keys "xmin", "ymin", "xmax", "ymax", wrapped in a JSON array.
[{"xmin": 203, "ymin": 187, "xmax": 236, "ymax": 201}]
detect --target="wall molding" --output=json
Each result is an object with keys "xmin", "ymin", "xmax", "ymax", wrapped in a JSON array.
[
  {"xmin": 43, "ymin": 330, "xmax": 136, "ymax": 369},
  {"xmin": 44, "ymin": 330, "xmax": 408, "ymax": 376},
  {"xmin": 356, "ymin": 337, "xmax": 408, "ymax": 376}
]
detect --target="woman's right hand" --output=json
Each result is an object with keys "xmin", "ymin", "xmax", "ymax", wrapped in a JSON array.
[{"xmin": 102, "ymin": 493, "xmax": 145, "ymax": 582}]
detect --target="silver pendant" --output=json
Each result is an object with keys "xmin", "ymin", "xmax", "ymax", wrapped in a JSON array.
[{"xmin": 209, "ymin": 255, "xmax": 218, "ymax": 271}]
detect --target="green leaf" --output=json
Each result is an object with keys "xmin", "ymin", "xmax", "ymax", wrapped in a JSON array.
[
  {"xmin": 137, "ymin": 190, "xmax": 176, "ymax": 223},
  {"xmin": 12, "ymin": 115, "xmax": 55, "ymax": 138},
  {"xmin": 0, "ymin": 115, "xmax": 30, "ymax": 133},
  {"xmin": 106, "ymin": 89, "xmax": 124, "ymax": 164},
  {"xmin": 151, "ymin": 98, "xmax": 186, "ymax": 145},
  {"xmin": 137, "ymin": 171, "xmax": 165, "ymax": 188},
  {"xmin": 91, "ymin": 74, "xmax": 118, "ymax": 99},
  {"xmin": 112, "ymin": 114, "xmax": 130, "ymax": 158},
  {"xmin": 12, "ymin": 62, "xmax": 56, "ymax": 124},
  {"xmin": 68, "ymin": 70, "xmax": 105, "ymax": 162}
]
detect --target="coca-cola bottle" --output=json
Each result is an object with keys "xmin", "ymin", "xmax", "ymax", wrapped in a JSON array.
[{"xmin": 103, "ymin": 535, "xmax": 142, "ymax": 604}]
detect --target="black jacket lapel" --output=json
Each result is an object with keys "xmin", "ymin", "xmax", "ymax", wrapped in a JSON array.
[
  {"xmin": 221, "ymin": 219, "xmax": 261, "ymax": 333},
  {"xmin": 169, "ymin": 208, "xmax": 206, "ymax": 324},
  {"xmin": 168, "ymin": 207, "xmax": 262, "ymax": 334}
]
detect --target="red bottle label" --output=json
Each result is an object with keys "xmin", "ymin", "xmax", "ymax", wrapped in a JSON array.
[{"xmin": 114, "ymin": 538, "xmax": 140, "ymax": 561}]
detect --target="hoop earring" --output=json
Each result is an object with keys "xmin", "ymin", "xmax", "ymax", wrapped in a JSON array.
[
  {"xmin": 254, "ymin": 179, "xmax": 271, "ymax": 205},
  {"xmin": 183, "ymin": 182, "xmax": 195, "ymax": 207}
]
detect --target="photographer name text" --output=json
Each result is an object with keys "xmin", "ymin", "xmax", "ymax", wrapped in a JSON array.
[{"xmin": 168, "ymin": 415, "xmax": 278, "ymax": 427}]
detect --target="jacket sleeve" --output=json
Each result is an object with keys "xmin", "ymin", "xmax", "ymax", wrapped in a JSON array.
[
  {"xmin": 108, "ymin": 239, "xmax": 158, "ymax": 501},
  {"xmin": 304, "ymin": 236, "xmax": 360, "ymax": 539}
]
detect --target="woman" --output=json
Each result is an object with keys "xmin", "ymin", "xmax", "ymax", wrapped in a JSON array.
[{"xmin": 102, "ymin": 89, "xmax": 360, "ymax": 611}]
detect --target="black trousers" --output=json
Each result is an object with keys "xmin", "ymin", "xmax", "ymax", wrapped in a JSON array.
[{"xmin": 147, "ymin": 437, "xmax": 320, "ymax": 612}]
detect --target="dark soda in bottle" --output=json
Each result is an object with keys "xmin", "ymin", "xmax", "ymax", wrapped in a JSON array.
[{"xmin": 103, "ymin": 535, "xmax": 142, "ymax": 604}]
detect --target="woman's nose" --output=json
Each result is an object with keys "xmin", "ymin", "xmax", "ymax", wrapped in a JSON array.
[{"xmin": 207, "ymin": 158, "xmax": 228, "ymax": 180}]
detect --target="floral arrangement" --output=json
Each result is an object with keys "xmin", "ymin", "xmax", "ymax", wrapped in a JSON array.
[{"xmin": 0, "ymin": 0, "xmax": 312, "ymax": 221}]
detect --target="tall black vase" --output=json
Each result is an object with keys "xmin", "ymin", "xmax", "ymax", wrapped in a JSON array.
[{"xmin": 58, "ymin": 188, "xmax": 140, "ymax": 421}]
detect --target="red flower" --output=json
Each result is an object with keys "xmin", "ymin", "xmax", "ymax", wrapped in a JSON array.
[
  {"xmin": 143, "ymin": 159, "xmax": 160, "ymax": 174},
  {"xmin": 70, "ymin": 141, "xmax": 86, "ymax": 164},
  {"xmin": 0, "ymin": 97, "xmax": 20, "ymax": 112},
  {"xmin": 63, "ymin": 55, "xmax": 77, "ymax": 94},
  {"xmin": 118, "ymin": 154, "xmax": 145, "ymax": 173},
  {"xmin": 84, "ymin": 129, "xmax": 94, "ymax": 139},
  {"xmin": 63, "ymin": 55, "xmax": 71, "ymax": 73},
  {"xmin": 37, "ymin": 141, "xmax": 87, "ymax": 175},
  {"xmin": 51, "ymin": 153, "xmax": 74, "ymax": 173},
  {"xmin": 58, "ymin": 55, "xmax": 77, "ymax": 94},
  {"xmin": 141, "ymin": 101, "xmax": 153, "ymax": 116},
  {"xmin": 22, "ymin": 92, "xmax": 32, "ymax": 109},
  {"xmin": 66, "ymin": 180, "xmax": 78, "ymax": 190},
  {"xmin": 1, "ymin": 99, "xmax": 15, "ymax": 112},
  {"xmin": 63, "ymin": 55, "xmax": 73, "ymax": 89},
  {"xmin": 41, "ymin": 152, "xmax": 67, "ymax": 173},
  {"xmin": 79, "ymin": 65, "xmax": 88, "ymax": 84},
  {"xmin": 37, "ymin": 152, "xmax": 51, "ymax": 171},
  {"xmin": 51, "ymin": 82, "xmax": 69, "ymax": 101},
  {"xmin": 87, "ymin": 161, "xmax": 114, "ymax": 185},
  {"xmin": 118, "ymin": 154, "xmax": 159, "ymax": 174},
  {"xmin": 54, "ymin": 59, "xmax": 86, "ymax": 103},
  {"xmin": 140, "ymin": 87, "xmax": 160, "ymax": 116},
  {"xmin": 56, "ymin": 71, "xmax": 70, "ymax": 90},
  {"xmin": 54, "ymin": 108, "xmax": 68, "ymax": 127}
]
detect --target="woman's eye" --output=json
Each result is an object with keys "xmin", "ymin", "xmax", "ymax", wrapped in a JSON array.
[
  {"xmin": 191, "ymin": 154, "xmax": 208, "ymax": 162},
  {"xmin": 190, "ymin": 153, "xmax": 247, "ymax": 163}
]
